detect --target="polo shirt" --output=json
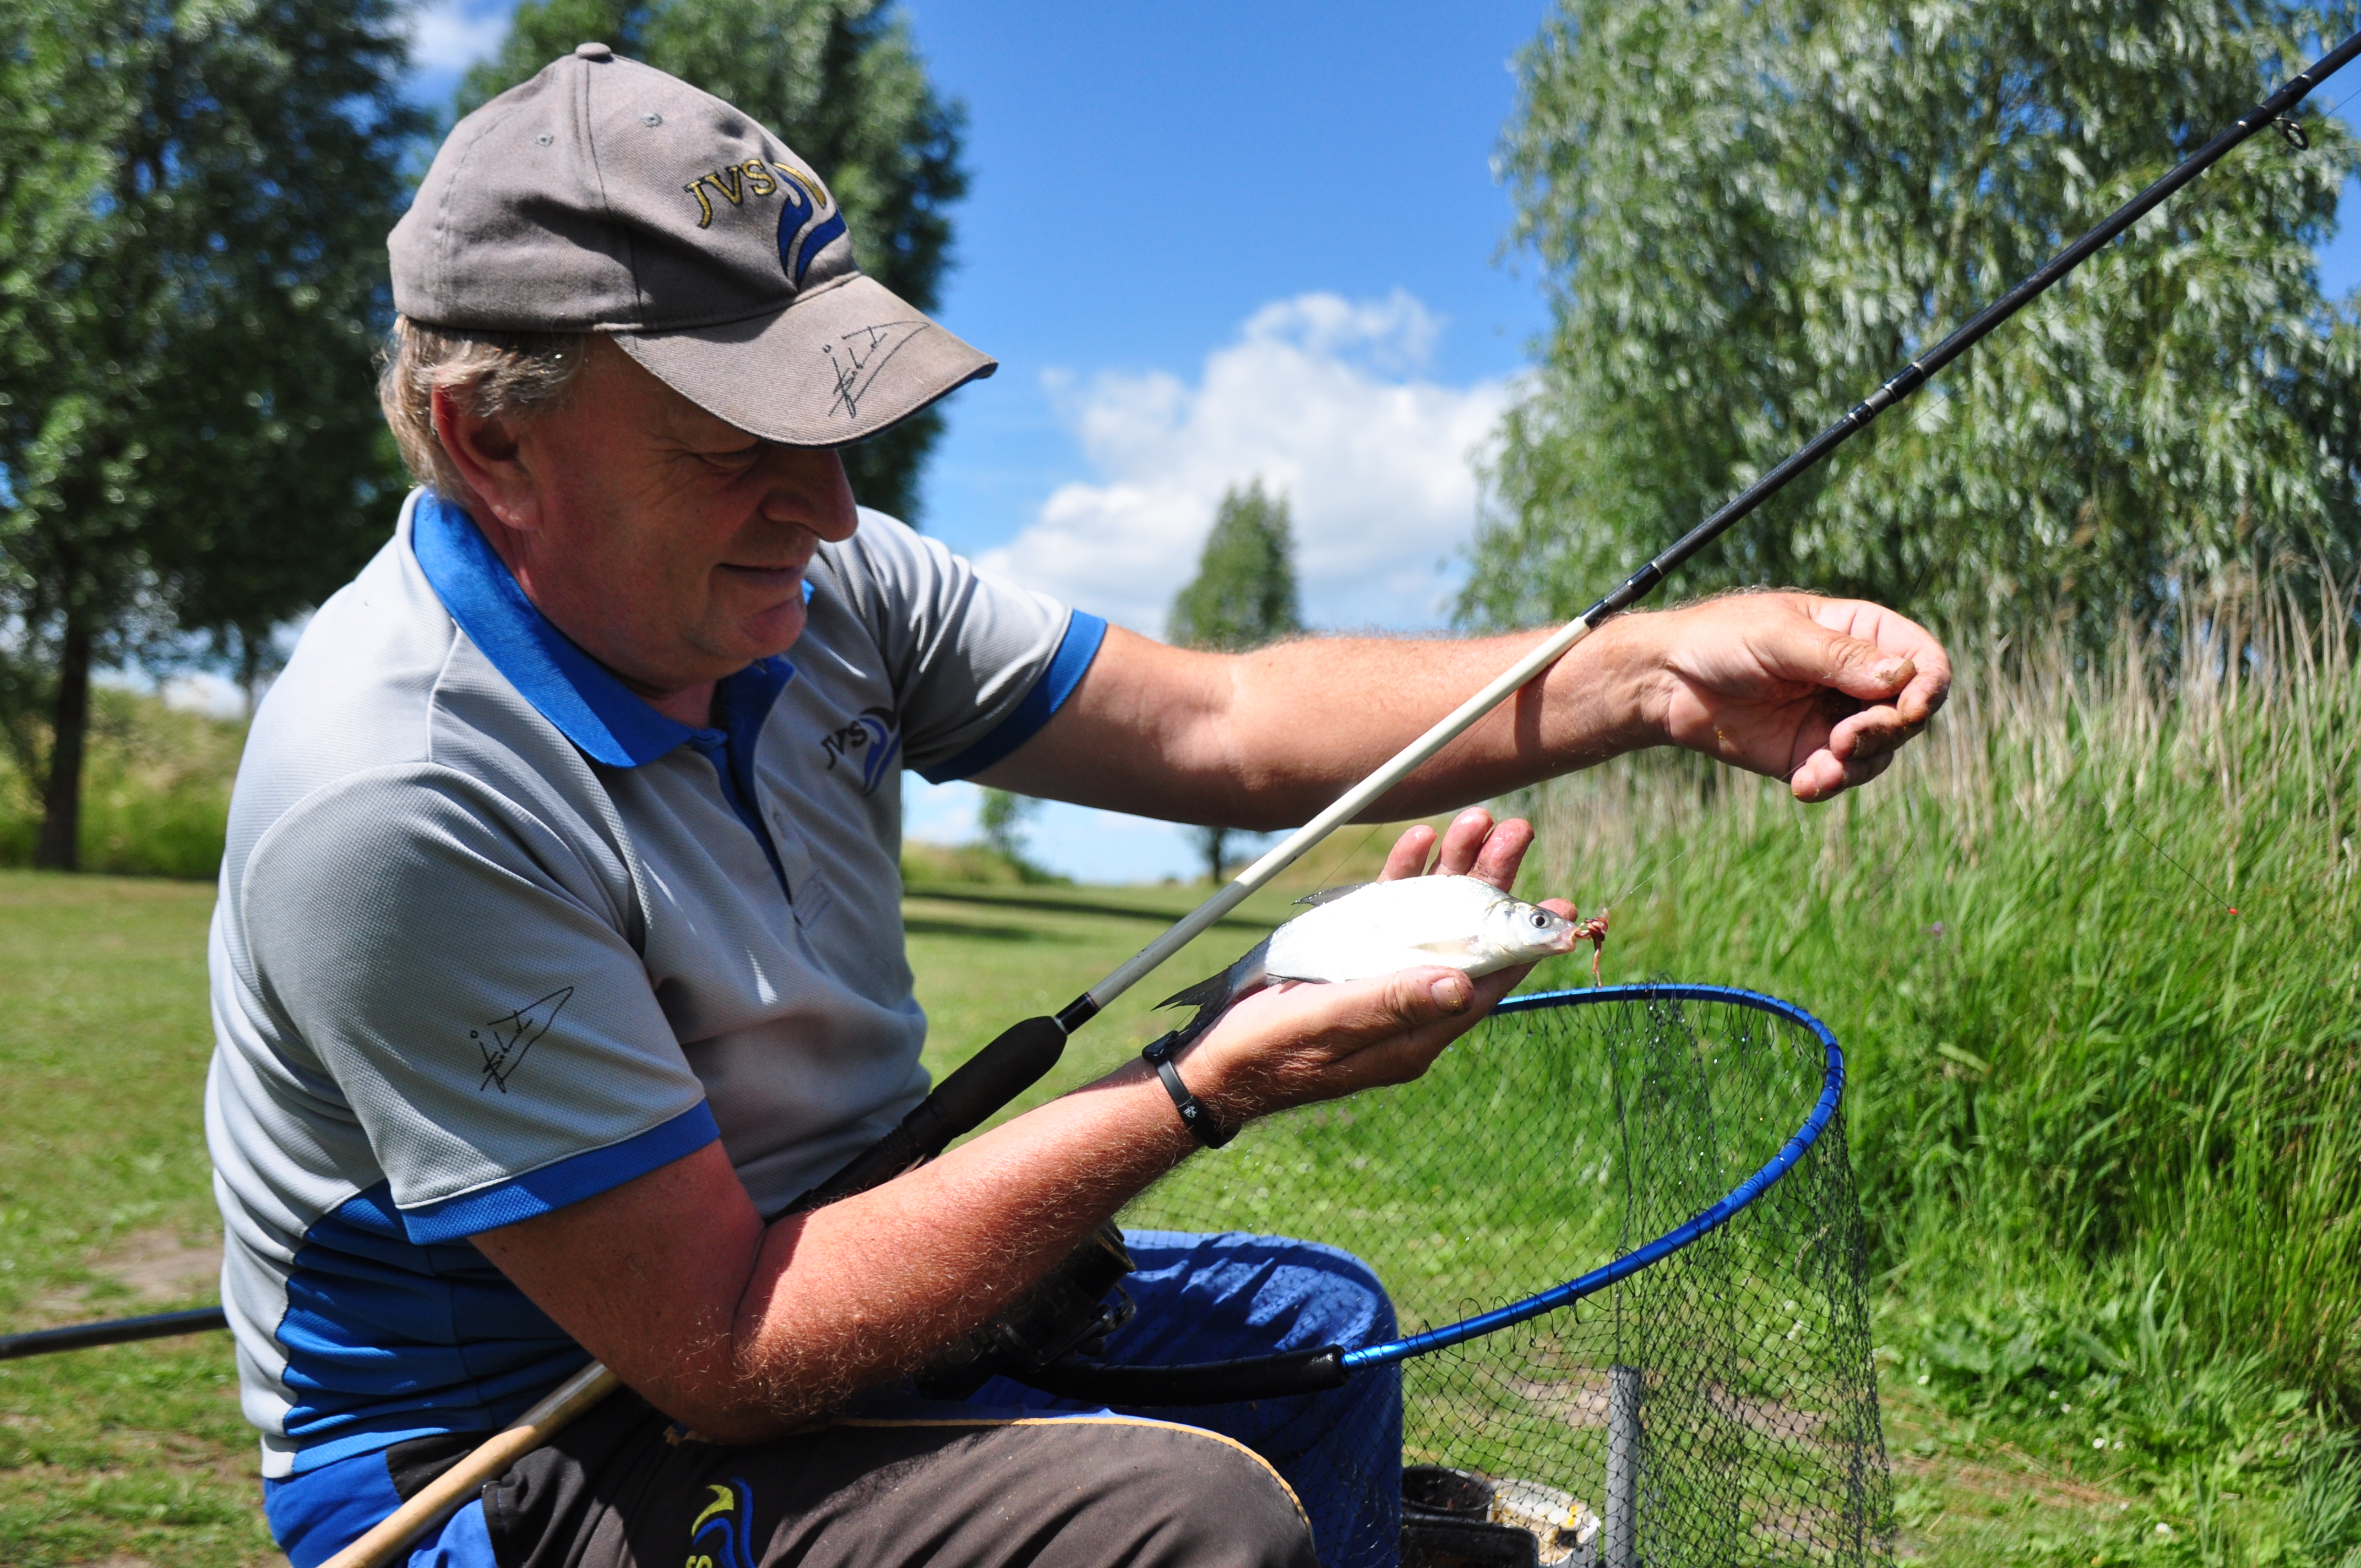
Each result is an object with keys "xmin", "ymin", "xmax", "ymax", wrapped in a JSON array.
[{"xmin": 203, "ymin": 488, "xmax": 1105, "ymax": 1487}]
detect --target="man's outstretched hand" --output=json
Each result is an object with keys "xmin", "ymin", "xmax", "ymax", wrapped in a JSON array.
[{"xmin": 1619, "ymin": 592, "xmax": 1952, "ymax": 802}]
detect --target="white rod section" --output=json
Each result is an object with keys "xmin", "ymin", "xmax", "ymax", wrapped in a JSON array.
[{"xmin": 1086, "ymin": 613, "xmax": 1600, "ymax": 1010}]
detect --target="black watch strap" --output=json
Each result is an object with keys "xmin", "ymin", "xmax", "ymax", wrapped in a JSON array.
[{"xmin": 1141, "ymin": 1032, "xmax": 1236, "ymax": 1149}]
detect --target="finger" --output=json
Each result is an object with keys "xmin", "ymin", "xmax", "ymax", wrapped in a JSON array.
[
  {"xmin": 1826, "ymin": 700, "xmax": 1921, "ymax": 762},
  {"xmin": 1774, "ymin": 612, "xmax": 1921, "ymax": 705},
  {"xmin": 1790, "ymin": 747, "xmax": 1845, "ymax": 803},
  {"xmin": 1470, "ymin": 817, "xmax": 1535, "ymax": 891},
  {"xmin": 1897, "ymin": 643, "xmax": 1953, "ymax": 726},
  {"xmin": 1379, "ymin": 824, "xmax": 1436, "ymax": 881},
  {"xmin": 1434, "ymin": 808, "xmax": 1494, "ymax": 876},
  {"xmin": 1791, "ymin": 742, "xmax": 1892, "ymax": 802},
  {"xmin": 1820, "ymin": 599, "xmax": 1954, "ymax": 726}
]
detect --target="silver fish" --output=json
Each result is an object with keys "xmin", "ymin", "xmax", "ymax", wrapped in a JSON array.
[{"xmin": 1158, "ymin": 876, "xmax": 1608, "ymax": 1044}]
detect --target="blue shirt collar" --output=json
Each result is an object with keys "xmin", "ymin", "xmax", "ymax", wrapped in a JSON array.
[{"xmin": 409, "ymin": 491, "xmax": 797, "ymax": 769}]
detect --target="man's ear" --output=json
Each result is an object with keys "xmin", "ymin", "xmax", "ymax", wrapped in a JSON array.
[{"xmin": 431, "ymin": 385, "xmax": 542, "ymax": 532}]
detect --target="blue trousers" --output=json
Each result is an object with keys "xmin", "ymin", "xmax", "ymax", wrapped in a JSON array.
[
  {"xmin": 287, "ymin": 1231, "xmax": 1404, "ymax": 1568},
  {"xmin": 956, "ymin": 1229, "xmax": 1405, "ymax": 1568}
]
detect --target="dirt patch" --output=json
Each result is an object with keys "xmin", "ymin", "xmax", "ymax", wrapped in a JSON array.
[
  {"xmin": 104, "ymin": 1229, "xmax": 222, "ymax": 1299},
  {"xmin": 26, "ymin": 1227, "xmax": 222, "ymax": 1319},
  {"xmin": 1890, "ymin": 1446, "xmax": 2124, "ymax": 1511}
]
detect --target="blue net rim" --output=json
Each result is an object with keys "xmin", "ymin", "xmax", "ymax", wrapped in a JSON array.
[{"xmin": 1341, "ymin": 982, "xmax": 1847, "ymax": 1369}]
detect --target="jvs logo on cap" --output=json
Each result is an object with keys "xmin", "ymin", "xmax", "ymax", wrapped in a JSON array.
[{"xmin": 681, "ymin": 160, "xmax": 846, "ymax": 287}]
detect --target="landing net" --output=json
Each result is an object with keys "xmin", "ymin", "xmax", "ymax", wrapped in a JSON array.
[{"xmin": 1120, "ymin": 983, "xmax": 1893, "ymax": 1568}]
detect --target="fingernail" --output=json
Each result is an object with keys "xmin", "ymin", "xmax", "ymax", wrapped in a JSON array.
[
  {"xmin": 1433, "ymin": 975, "xmax": 1471, "ymax": 1012},
  {"xmin": 1873, "ymin": 656, "xmax": 1913, "ymax": 685}
]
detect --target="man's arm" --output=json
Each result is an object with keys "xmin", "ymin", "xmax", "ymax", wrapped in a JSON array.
[
  {"xmin": 973, "ymin": 592, "xmax": 1952, "ymax": 821},
  {"xmin": 476, "ymin": 818, "xmax": 1551, "ymax": 1443}
]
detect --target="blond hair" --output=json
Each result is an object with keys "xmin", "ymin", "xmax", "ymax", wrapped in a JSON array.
[{"xmin": 376, "ymin": 318, "xmax": 595, "ymax": 499}]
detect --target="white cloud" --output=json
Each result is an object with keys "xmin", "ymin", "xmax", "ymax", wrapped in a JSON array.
[
  {"xmin": 978, "ymin": 292, "xmax": 1515, "ymax": 637},
  {"xmin": 409, "ymin": 0, "xmax": 512, "ymax": 77}
]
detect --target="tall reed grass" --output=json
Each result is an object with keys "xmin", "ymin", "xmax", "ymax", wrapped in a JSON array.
[
  {"xmin": 1513, "ymin": 578, "xmax": 2361, "ymax": 1411},
  {"xmin": 0, "ymin": 687, "xmax": 242, "ymax": 879}
]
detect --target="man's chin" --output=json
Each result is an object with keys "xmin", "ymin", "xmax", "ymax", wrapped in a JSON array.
[{"xmin": 717, "ymin": 597, "xmax": 809, "ymax": 665}]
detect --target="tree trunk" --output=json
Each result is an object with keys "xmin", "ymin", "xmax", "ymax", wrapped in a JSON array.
[
  {"xmin": 1200, "ymin": 826, "xmax": 1229, "ymax": 885},
  {"xmin": 35, "ymin": 608, "xmax": 91, "ymax": 872}
]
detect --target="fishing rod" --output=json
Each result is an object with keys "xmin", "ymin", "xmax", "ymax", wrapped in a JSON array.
[
  {"xmin": 801, "ymin": 21, "xmax": 2361, "ymax": 1208},
  {"xmin": 36, "ymin": 29, "xmax": 2361, "ymax": 1567}
]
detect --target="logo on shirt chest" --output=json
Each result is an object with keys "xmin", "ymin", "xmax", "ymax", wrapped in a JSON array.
[{"xmin": 820, "ymin": 705, "xmax": 899, "ymax": 796}]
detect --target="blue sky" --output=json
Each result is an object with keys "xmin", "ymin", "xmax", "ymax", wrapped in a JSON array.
[{"xmin": 398, "ymin": 3, "xmax": 2361, "ymax": 882}]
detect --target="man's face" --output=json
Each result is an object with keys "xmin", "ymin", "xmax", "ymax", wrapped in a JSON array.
[{"xmin": 490, "ymin": 343, "xmax": 861, "ymax": 699}]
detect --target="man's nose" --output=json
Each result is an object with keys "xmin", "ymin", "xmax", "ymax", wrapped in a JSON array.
[{"xmin": 757, "ymin": 445, "xmax": 861, "ymax": 541}]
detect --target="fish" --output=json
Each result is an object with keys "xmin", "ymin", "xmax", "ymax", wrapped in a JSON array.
[{"xmin": 1156, "ymin": 876, "xmax": 1609, "ymax": 1046}]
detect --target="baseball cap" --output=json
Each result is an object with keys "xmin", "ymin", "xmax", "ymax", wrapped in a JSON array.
[{"xmin": 388, "ymin": 42, "xmax": 993, "ymax": 445}]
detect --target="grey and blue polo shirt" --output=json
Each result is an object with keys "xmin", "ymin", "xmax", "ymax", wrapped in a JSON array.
[{"xmin": 203, "ymin": 489, "xmax": 1103, "ymax": 1501}]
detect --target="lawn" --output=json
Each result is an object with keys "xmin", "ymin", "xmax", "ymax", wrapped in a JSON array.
[
  {"xmin": 0, "ymin": 861, "xmax": 2218, "ymax": 1568},
  {"xmin": 0, "ymin": 867, "xmax": 1356, "ymax": 1567}
]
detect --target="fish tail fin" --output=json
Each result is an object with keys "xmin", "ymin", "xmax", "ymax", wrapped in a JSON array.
[
  {"xmin": 1156, "ymin": 941, "xmax": 1269, "ymax": 1047},
  {"xmin": 1157, "ymin": 971, "xmax": 1231, "ymax": 1013}
]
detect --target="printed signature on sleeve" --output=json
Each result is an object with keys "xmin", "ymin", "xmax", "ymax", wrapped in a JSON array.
[{"xmin": 472, "ymin": 987, "xmax": 575, "ymax": 1093}]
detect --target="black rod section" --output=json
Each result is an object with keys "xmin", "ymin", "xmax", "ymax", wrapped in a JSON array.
[
  {"xmin": 0, "ymin": 1305, "xmax": 229, "ymax": 1360},
  {"xmin": 1581, "ymin": 28, "xmax": 2361, "ymax": 625}
]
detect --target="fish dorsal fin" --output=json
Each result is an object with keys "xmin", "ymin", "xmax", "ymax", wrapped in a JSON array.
[{"xmin": 1294, "ymin": 882, "xmax": 1373, "ymax": 908}]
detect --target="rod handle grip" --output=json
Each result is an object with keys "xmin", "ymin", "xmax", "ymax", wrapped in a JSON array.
[{"xmin": 792, "ymin": 1014, "xmax": 1069, "ymax": 1211}]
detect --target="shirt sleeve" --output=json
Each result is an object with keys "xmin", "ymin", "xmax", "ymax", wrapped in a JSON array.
[
  {"xmin": 239, "ymin": 764, "xmax": 716, "ymax": 1244},
  {"xmin": 817, "ymin": 508, "xmax": 1106, "ymax": 782}
]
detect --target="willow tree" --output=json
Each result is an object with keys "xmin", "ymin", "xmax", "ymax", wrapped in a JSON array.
[
  {"xmin": 461, "ymin": 0, "xmax": 966, "ymax": 524},
  {"xmin": 0, "ymin": 0, "xmax": 417, "ymax": 868},
  {"xmin": 1467, "ymin": 1, "xmax": 2361, "ymax": 638}
]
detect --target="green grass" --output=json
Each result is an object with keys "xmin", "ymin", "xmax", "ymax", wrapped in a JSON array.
[
  {"xmin": 0, "ymin": 872, "xmax": 271, "ymax": 1568},
  {"xmin": 1495, "ymin": 581, "xmax": 2361, "ymax": 1566},
  {"xmin": 0, "ymin": 688, "xmax": 245, "ymax": 880},
  {"xmin": 9, "ymin": 582, "xmax": 2361, "ymax": 1565}
]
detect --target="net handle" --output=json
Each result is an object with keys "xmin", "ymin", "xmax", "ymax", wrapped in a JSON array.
[{"xmin": 1342, "ymin": 984, "xmax": 1845, "ymax": 1369}]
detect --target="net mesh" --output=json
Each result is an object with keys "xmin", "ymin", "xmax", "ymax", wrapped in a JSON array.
[{"xmin": 1119, "ymin": 985, "xmax": 1894, "ymax": 1568}]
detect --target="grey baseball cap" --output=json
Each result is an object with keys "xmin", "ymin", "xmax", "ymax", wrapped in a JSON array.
[{"xmin": 389, "ymin": 42, "xmax": 993, "ymax": 445}]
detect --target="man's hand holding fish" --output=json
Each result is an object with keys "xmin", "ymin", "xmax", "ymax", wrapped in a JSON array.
[
  {"xmin": 1173, "ymin": 809, "xmax": 1579, "ymax": 1125},
  {"xmin": 205, "ymin": 50, "xmax": 1956, "ymax": 1568}
]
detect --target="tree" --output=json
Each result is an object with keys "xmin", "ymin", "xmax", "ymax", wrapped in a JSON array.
[
  {"xmin": 975, "ymin": 787, "xmax": 1044, "ymax": 881},
  {"xmin": 460, "ymin": 0, "xmax": 966, "ymax": 524},
  {"xmin": 0, "ymin": 0, "xmax": 420, "ymax": 868},
  {"xmin": 1168, "ymin": 481, "xmax": 1302, "ymax": 883},
  {"xmin": 1467, "ymin": 0, "xmax": 2361, "ymax": 641}
]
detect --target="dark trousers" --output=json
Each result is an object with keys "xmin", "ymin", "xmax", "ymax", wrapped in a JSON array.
[
  {"xmin": 405, "ymin": 1232, "xmax": 1402, "ymax": 1568},
  {"xmin": 486, "ymin": 1396, "xmax": 1321, "ymax": 1568}
]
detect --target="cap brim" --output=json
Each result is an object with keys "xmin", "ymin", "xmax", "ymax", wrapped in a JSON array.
[{"xmin": 611, "ymin": 273, "xmax": 994, "ymax": 446}]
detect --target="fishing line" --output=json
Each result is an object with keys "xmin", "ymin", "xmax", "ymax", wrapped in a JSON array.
[
  {"xmin": 2128, "ymin": 819, "xmax": 2238, "ymax": 914},
  {"xmin": 2077, "ymin": 788, "xmax": 2238, "ymax": 911},
  {"xmin": 1302, "ymin": 820, "xmax": 1385, "ymax": 901}
]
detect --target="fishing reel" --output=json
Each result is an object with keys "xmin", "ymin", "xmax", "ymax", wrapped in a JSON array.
[{"xmin": 914, "ymin": 1218, "xmax": 1138, "ymax": 1399}]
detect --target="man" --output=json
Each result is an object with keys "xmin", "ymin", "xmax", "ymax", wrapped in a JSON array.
[{"xmin": 206, "ymin": 46, "xmax": 1950, "ymax": 1568}]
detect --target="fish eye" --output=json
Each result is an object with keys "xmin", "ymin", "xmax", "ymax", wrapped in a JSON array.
[{"xmin": 1528, "ymin": 911, "xmax": 1549, "ymax": 928}]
